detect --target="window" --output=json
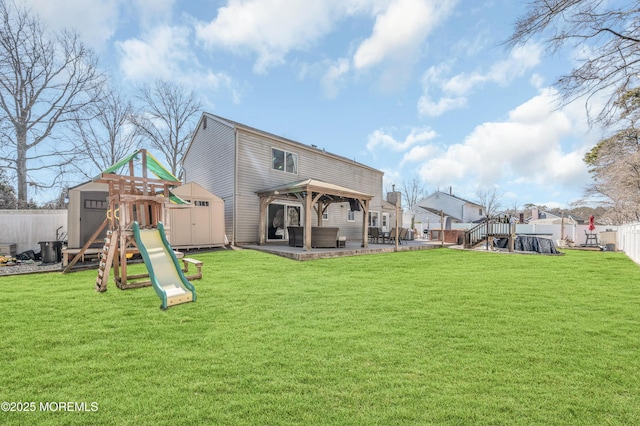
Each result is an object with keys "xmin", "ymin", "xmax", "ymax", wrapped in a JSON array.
[
  {"xmin": 322, "ymin": 212, "xmax": 329, "ymax": 221},
  {"xmin": 272, "ymin": 148, "xmax": 298, "ymax": 174},
  {"xmin": 84, "ymin": 199, "xmax": 108, "ymax": 210},
  {"xmin": 382, "ymin": 213, "xmax": 388, "ymax": 229},
  {"xmin": 479, "ymin": 208, "xmax": 483, "ymax": 216},
  {"xmin": 368, "ymin": 211, "xmax": 379, "ymax": 227},
  {"xmin": 195, "ymin": 200, "xmax": 209, "ymax": 207},
  {"xmin": 347, "ymin": 210, "xmax": 355, "ymax": 222}
]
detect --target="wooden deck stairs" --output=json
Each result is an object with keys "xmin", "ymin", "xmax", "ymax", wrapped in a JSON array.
[{"xmin": 464, "ymin": 221, "xmax": 514, "ymax": 249}]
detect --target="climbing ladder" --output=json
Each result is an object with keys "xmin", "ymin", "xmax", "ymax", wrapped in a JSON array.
[{"xmin": 95, "ymin": 231, "xmax": 117, "ymax": 292}]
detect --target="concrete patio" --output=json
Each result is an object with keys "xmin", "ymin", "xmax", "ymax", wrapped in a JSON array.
[{"xmin": 240, "ymin": 238, "xmax": 451, "ymax": 261}]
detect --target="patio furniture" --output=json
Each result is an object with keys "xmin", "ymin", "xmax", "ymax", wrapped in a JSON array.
[
  {"xmin": 287, "ymin": 226, "xmax": 304, "ymax": 247},
  {"xmin": 584, "ymin": 230, "xmax": 598, "ymax": 246},
  {"xmin": 368, "ymin": 227, "xmax": 381, "ymax": 243},
  {"xmin": 287, "ymin": 226, "xmax": 341, "ymax": 248},
  {"xmin": 389, "ymin": 228, "xmax": 407, "ymax": 244},
  {"xmin": 311, "ymin": 226, "xmax": 340, "ymax": 248}
]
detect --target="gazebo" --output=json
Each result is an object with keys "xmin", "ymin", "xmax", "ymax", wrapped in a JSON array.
[{"xmin": 256, "ymin": 178, "xmax": 373, "ymax": 251}]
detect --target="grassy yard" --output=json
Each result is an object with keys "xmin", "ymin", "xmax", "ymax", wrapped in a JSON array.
[{"xmin": 1, "ymin": 248, "xmax": 639, "ymax": 425}]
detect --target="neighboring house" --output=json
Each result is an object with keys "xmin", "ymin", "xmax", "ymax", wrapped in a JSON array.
[
  {"xmin": 526, "ymin": 208, "xmax": 585, "ymax": 225},
  {"xmin": 415, "ymin": 190, "xmax": 485, "ymax": 227},
  {"xmin": 181, "ymin": 113, "xmax": 399, "ymax": 245}
]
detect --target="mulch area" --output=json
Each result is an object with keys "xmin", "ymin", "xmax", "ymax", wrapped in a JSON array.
[{"xmin": 0, "ymin": 261, "xmax": 63, "ymax": 276}]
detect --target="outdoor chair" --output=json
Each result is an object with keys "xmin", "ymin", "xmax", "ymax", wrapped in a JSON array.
[
  {"xmin": 389, "ymin": 228, "xmax": 408, "ymax": 245},
  {"xmin": 387, "ymin": 228, "xmax": 397, "ymax": 244},
  {"xmin": 584, "ymin": 229, "xmax": 598, "ymax": 246},
  {"xmin": 368, "ymin": 227, "xmax": 380, "ymax": 243}
]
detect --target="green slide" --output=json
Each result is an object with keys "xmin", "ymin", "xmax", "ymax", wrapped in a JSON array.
[{"xmin": 132, "ymin": 221, "xmax": 196, "ymax": 309}]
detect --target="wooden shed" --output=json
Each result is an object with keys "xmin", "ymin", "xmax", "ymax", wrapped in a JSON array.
[
  {"xmin": 167, "ymin": 182, "xmax": 226, "ymax": 249},
  {"xmin": 67, "ymin": 181, "xmax": 109, "ymax": 249}
]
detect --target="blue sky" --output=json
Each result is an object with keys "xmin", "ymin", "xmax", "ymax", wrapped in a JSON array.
[{"xmin": 25, "ymin": 0, "xmax": 604, "ymax": 209}]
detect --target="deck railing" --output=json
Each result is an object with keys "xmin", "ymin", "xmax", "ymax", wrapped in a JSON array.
[{"xmin": 464, "ymin": 220, "xmax": 514, "ymax": 248}]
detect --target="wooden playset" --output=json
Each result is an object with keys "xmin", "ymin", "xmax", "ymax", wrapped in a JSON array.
[{"xmin": 62, "ymin": 149, "xmax": 203, "ymax": 294}]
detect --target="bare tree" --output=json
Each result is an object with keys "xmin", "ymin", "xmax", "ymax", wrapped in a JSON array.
[
  {"xmin": 584, "ymin": 129, "xmax": 640, "ymax": 222},
  {"xmin": 400, "ymin": 176, "xmax": 427, "ymax": 211},
  {"xmin": 0, "ymin": 0, "xmax": 104, "ymax": 203},
  {"xmin": 506, "ymin": 0, "xmax": 640, "ymax": 125},
  {"xmin": 475, "ymin": 187, "xmax": 502, "ymax": 218},
  {"xmin": 399, "ymin": 175, "xmax": 427, "ymax": 228},
  {"xmin": 582, "ymin": 88, "xmax": 640, "ymax": 223},
  {"xmin": 131, "ymin": 80, "xmax": 201, "ymax": 176},
  {"xmin": 66, "ymin": 86, "xmax": 139, "ymax": 179}
]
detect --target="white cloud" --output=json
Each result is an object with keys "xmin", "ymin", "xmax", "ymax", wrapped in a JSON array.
[
  {"xmin": 367, "ymin": 127, "xmax": 437, "ymax": 152},
  {"xmin": 196, "ymin": 0, "xmax": 456, "ymax": 81},
  {"xmin": 117, "ymin": 25, "xmax": 241, "ymax": 100},
  {"xmin": 417, "ymin": 95, "xmax": 467, "ymax": 117},
  {"xmin": 22, "ymin": 0, "xmax": 120, "ymax": 50},
  {"xmin": 400, "ymin": 144, "xmax": 440, "ymax": 166},
  {"xmin": 117, "ymin": 25, "xmax": 191, "ymax": 81},
  {"xmin": 419, "ymin": 43, "xmax": 543, "ymax": 117},
  {"xmin": 23, "ymin": 0, "xmax": 178, "ymax": 51},
  {"xmin": 418, "ymin": 88, "xmax": 592, "ymax": 190},
  {"xmin": 196, "ymin": 0, "xmax": 343, "ymax": 73},
  {"xmin": 353, "ymin": 0, "xmax": 456, "ymax": 70},
  {"xmin": 129, "ymin": 0, "xmax": 175, "ymax": 28},
  {"xmin": 321, "ymin": 58, "xmax": 351, "ymax": 98}
]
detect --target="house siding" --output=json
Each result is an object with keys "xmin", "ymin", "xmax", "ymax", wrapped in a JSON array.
[
  {"xmin": 183, "ymin": 116, "xmax": 236, "ymax": 241},
  {"xmin": 235, "ymin": 128, "xmax": 383, "ymax": 243},
  {"xmin": 184, "ymin": 113, "xmax": 385, "ymax": 244},
  {"xmin": 417, "ymin": 191, "xmax": 484, "ymax": 224},
  {"xmin": 419, "ymin": 192, "xmax": 464, "ymax": 220}
]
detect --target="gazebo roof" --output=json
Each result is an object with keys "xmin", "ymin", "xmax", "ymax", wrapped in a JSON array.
[{"xmin": 256, "ymin": 178, "xmax": 373, "ymax": 203}]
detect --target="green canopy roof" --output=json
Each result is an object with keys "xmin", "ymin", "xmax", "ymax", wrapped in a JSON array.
[
  {"xmin": 102, "ymin": 149, "xmax": 179, "ymax": 182},
  {"xmin": 100, "ymin": 149, "xmax": 187, "ymax": 204}
]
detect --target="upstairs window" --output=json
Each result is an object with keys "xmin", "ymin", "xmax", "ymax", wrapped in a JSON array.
[{"xmin": 272, "ymin": 148, "xmax": 298, "ymax": 174}]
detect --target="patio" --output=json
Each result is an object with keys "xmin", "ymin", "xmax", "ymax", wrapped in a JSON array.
[{"xmin": 241, "ymin": 238, "xmax": 449, "ymax": 261}]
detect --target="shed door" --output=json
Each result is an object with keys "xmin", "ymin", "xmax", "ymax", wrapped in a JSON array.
[
  {"xmin": 171, "ymin": 208, "xmax": 192, "ymax": 246},
  {"xmin": 80, "ymin": 191, "xmax": 108, "ymax": 248},
  {"xmin": 192, "ymin": 200, "xmax": 211, "ymax": 245}
]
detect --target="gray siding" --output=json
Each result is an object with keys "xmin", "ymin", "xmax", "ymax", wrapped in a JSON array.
[
  {"xmin": 235, "ymin": 128, "xmax": 383, "ymax": 243},
  {"xmin": 183, "ymin": 116, "xmax": 236, "ymax": 241},
  {"xmin": 183, "ymin": 113, "xmax": 385, "ymax": 244}
]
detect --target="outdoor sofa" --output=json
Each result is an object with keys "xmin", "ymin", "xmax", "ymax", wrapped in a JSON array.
[{"xmin": 287, "ymin": 226, "xmax": 340, "ymax": 248}]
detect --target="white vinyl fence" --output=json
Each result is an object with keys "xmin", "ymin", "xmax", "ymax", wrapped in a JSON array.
[
  {"xmin": 0, "ymin": 209, "xmax": 68, "ymax": 254},
  {"xmin": 616, "ymin": 222, "xmax": 640, "ymax": 265}
]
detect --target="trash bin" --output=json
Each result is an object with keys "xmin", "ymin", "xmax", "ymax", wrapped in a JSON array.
[{"xmin": 39, "ymin": 241, "xmax": 62, "ymax": 263}]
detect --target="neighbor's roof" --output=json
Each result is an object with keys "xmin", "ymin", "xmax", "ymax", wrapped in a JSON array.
[
  {"xmin": 418, "ymin": 205, "xmax": 462, "ymax": 222},
  {"xmin": 429, "ymin": 190, "xmax": 482, "ymax": 207}
]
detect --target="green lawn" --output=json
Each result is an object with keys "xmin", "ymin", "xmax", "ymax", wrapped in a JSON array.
[{"xmin": 1, "ymin": 248, "xmax": 639, "ymax": 425}]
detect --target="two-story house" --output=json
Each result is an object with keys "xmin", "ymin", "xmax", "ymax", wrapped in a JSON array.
[{"xmin": 182, "ymin": 113, "xmax": 398, "ymax": 247}]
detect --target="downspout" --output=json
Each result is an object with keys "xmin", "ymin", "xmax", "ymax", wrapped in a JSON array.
[{"xmin": 233, "ymin": 128, "xmax": 239, "ymax": 246}]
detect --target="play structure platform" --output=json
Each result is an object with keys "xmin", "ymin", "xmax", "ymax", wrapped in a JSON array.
[{"xmin": 133, "ymin": 221, "xmax": 196, "ymax": 309}]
